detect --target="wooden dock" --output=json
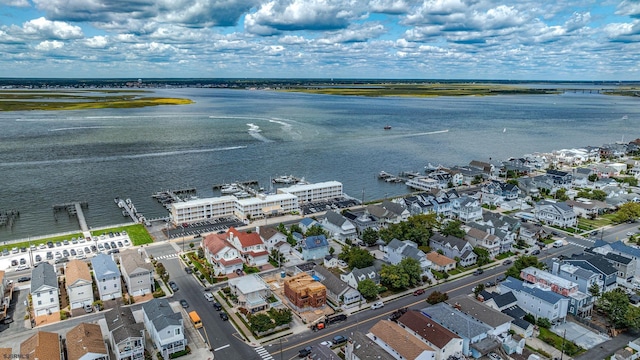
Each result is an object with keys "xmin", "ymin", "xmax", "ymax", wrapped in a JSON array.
[{"xmin": 52, "ymin": 202, "xmax": 89, "ymax": 231}]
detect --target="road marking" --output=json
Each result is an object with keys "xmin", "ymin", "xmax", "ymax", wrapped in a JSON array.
[
  {"xmin": 153, "ymin": 254, "xmax": 178, "ymax": 260},
  {"xmin": 255, "ymin": 346, "xmax": 274, "ymax": 360},
  {"xmin": 214, "ymin": 344, "xmax": 230, "ymax": 351}
]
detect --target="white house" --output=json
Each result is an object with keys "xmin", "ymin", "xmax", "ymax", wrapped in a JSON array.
[
  {"xmin": 226, "ymin": 227, "xmax": 269, "ymax": 267},
  {"xmin": 228, "ymin": 274, "xmax": 273, "ymax": 313},
  {"xmin": 30, "ymin": 262, "xmax": 59, "ymax": 317},
  {"xmin": 383, "ymin": 239, "xmax": 432, "ymax": 276},
  {"xmin": 499, "ymin": 277, "xmax": 569, "ymax": 324},
  {"xmin": 120, "ymin": 249, "xmax": 155, "ymax": 297},
  {"xmin": 65, "ymin": 260, "xmax": 94, "ymax": 310},
  {"xmin": 142, "ymin": 298, "xmax": 186, "ymax": 358},
  {"xmin": 533, "ymin": 200, "xmax": 577, "ymax": 228},
  {"xmin": 321, "ymin": 210, "xmax": 357, "ymax": 241},
  {"xmin": 91, "ymin": 253, "xmax": 122, "ymax": 301},
  {"xmin": 202, "ymin": 233, "xmax": 243, "ymax": 275},
  {"xmin": 258, "ymin": 226, "xmax": 288, "ymax": 251},
  {"xmin": 397, "ymin": 310, "xmax": 463, "ymax": 360},
  {"xmin": 369, "ymin": 320, "xmax": 437, "ymax": 360}
]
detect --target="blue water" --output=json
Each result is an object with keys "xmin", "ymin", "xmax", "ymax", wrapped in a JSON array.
[{"xmin": 0, "ymin": 88, "xmax": 638, "ymax": 241}]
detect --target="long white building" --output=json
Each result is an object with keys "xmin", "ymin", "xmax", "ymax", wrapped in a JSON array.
[
  {"xmin": 170, "ymin": 181, "xmax": 343, "ymax": 225},
  {"xmin": 277, "ymin": 181, "xmax": 343, "ymax": 203}
]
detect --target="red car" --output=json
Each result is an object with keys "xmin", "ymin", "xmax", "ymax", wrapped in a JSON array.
[{"xmin": 413, "ymin": 289, "xmax": 425, "ymax": 296}]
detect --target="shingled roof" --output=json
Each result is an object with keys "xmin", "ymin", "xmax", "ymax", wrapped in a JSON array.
[
  {"xmin": 369, "ymin": 320, "xmax": 434, "ymax": 359},
  {"xmin": 66, "ymin": 323, "xmax": 108, "ymax": 360},
  {"xmin": 397, "ymin": 310, "xmax": 460, "ymax": 349}
]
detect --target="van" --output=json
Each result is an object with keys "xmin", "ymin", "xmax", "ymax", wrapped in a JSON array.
[
  {"xmin": 553, "ymin": 240, "xmax": 563, "ymax": 248},
  {"xmin": 189, "ymin": 311, "xmax": 203, "ymax": 329},
  {"xmin": 371, "ymin": 301, "xmax": 384, "ymax": 310}
]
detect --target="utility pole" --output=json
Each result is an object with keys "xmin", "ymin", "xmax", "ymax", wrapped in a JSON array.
[{"xmin": 559, "ymin": 329, "xmax": 566, "ymax": 360}]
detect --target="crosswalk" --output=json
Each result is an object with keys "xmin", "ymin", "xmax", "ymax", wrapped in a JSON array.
[
  {"xmin": 153, "ymin": 253, "xmax": 178, "ymax": 260},
  {"xmin": 255, "ymin": 346, "xmax": 274, "ymax": 360}
]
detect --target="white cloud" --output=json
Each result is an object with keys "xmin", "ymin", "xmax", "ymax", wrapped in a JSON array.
[
  {"xmin": 34, "ymin": 40, "xmax": 64, "ymax": 51},
  {"xmin": 0, "ymin": 0, "xmax": 30, "ymax": 6},
  {"xmin": 84, "ymin": 36, "xmax": 109, "ymax": 48},
  {"xmin": 23, "ymin": 17, "xmax": 83, "ymax": 40}
]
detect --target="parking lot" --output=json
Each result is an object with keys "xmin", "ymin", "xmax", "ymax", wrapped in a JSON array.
[
  {"xmin": 0, "ymin": 232, "xmax": 132, "ymax": 272},
  {"xmin": 166, "ymin": 217, "xmax": 245, "ymax": 239},
  {"xmin": 300, "ymin": 197, "xmax": 360, "ymax": 215}
]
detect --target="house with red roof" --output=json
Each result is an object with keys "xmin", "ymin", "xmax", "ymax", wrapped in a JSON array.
[
  {"xmin": 227, "ymin": 227, "xmax": 270, "ymax": 267},
  {"xmin": 202, "ymin": 233, "xmax": 244, "ymax": 276}
]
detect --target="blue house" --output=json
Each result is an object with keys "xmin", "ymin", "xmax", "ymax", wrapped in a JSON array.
[{"xmin": 301, "ymin": 235, "xmax": 330, "ymax": 260}]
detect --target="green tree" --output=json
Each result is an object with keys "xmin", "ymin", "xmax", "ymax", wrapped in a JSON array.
[
  {"xmin": 596, "ymin": 288, "xmax": 630, "ymax": 329},
  {"xmin": 624, "ymin": 305, "xmax": 640, "ymax": 330},
  {"xmin": 305, "ymin": 225, "xmax": 328, "ymax": 237},
  {"xmin": 591, "ymin": 189, "xmax": 607, "ymax": 201},
  {"xmin": 249, "ymin": 313, "xmax": 275, "ymax": 333},
  {"xmin": 339, "ymin": 247, "xmax": 374, "ymax": 269},
  {"xmin": 289, "ymin": 224, "xmax": 302, "ymax": 234},
  {"xmin": 269, "ymin": 249, "xmax": 286, "ymax": 266},
  {"xmin": 555, "ymin": 188, "xmax": 569, "ymax": 201},
  {"xmin": 588, "ymin": 283, "xmax": 601, "ymax": 298},
  {"xmin": 329, "ymin": 246, "xmax": 335, "ymax": 255},
  {"xmin": 277, "ymin": 223, "xmax": 287, "ymax": 234},
  {"xmin": 473, "ymin": 284, "xmax": 485, "ymax": 297},
  {"xmin": 426, "ymin": 291, "xmax": 448, "ymax": 304},
  {"xmin": 268, "ymin": 308, "xmax": 293, "ymax": 326},
  {"xmin": 440, "ymin": 220, "xmax": 466, "ymax": 238},
  {"xmin": 398, "ymin": 257, "xmax": 423, "ymax": 287},
  {"xmin": 505, "ymin": 255, "xmax": 546, "ymax": 280},
  {"xmin": 357, "ymin": 279, "xmax": 379, "ymax": 300},
  {"xmin": 473, "ymin": 247, "xmax": 491, "ymax": 266},
  {"xmin": 380, "ymin": 264, "xmax": 410, "ymax": 290},
  {"xmin": 536, "ymin": 317, "xmax": 551, "ymax": 329},
  {"xmin": 378, "ymin": 214, "xmax": 438, "ymax": 246},
  {"xmin": 361, "ymin": 228, "xmax": 379, "ymax": 247},
  {"xmin": 588, "ymin": 173, "xmax": 598, "ymax": 182},
  {"xmin": 615, "ymin": 202, "xmax": 640, "ymax": 223}
]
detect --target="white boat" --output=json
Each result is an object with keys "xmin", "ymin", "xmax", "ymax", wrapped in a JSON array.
[
  {"xmin": 272, "ymin": 175, "xmax": 299, "ymax": 184},
  {"xmin": 221, "ymin": 184, "xmax": 241, "ymax": 194}
]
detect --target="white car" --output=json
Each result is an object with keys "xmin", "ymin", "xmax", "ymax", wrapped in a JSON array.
[
  {"xmin": 371, "ymin": 301, "xmax": 384, "ymax": 310},
  {"xmin": 488, "ymin": 352, "xmax": 502, "ymax": 360},
  {"xmin": 15, "ymin": 264, "xmax": 30, "ymax": 272},
  {"xmin": 627, "ymin": 232, "xmax": 634, "ymax": 236},
  {"xmin": 204, "ymin": 292, "xmax": 214, "ymax": 302}
]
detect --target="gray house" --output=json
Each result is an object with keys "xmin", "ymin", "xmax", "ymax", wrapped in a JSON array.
[
  {"xmin": 321, "ymin": 210, "xmax": 357, "ymax": 241},
  {"xmin": 142, "ymin": 298, "xmax": 186, "ymax": 358},
  {"xmin": 429, "ymin": 233, "xmax": 477, "ymax": 266},
  {"xmin": 30, "ymin": 262, "xmax": 59, "ymax": 317},
  {"xmin": 120, "ymin": 250, "xmax": 154, "ymax": 297},
  {"xmin": 313, "ymin": 265, "xmax": 361, "ymax": 308},
  {"xmin": 340, "ymin": 263, "xmax": 381, "ymax": 289},
  {"xmin": 105, "ymin": 301, "xmax": 145, "ymax": 360}
]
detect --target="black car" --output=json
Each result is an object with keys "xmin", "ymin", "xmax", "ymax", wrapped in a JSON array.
[
  {"xmin": 473, "ymin": 268, "xmax": 484, "ymax": 275},
  {"xmin": 104, "ymin": 243, "xmax": 111, "ymax": 250},
  {"xmin": 62, "ymin": 249, "xmax": 70, "ymax": 257},
  {"xmin": 298, "ymin": 346, "xmax": 312, "ymax": 358},
  {"xmin": 47, "ymin": 241, "xmax": 54, "ymax": 248},
  {"xmin": 496, "ymin": 275, "xmax": 506, "ymax": 282},
  {"xmin": 531, "ymin": 249, "xmax": 541, "ymax": 255},
  {"xmin": 90, "ymin": 245, "xmax": 97, "ymax": 252},
  {"xmin": 179, "ymin": 299, "xmax": 189, "ymax": 308},
  {"xmin": 219, "ymin": 312, "xmax": 229, "ymax": 321},
  {"xmin": 35, "ymin": 254, "xmax": 42, "ymax": 262},
  {"xmin": 213, "ymin": 302, "xmax": 222, "ymax": 311},
  {"xmin": 332, "ymin": 335, "xmax": 348, "ymax": 345},
  {"xmin": 184, "ymin": 267, "xmax": 193, "ymax": 274},
  {"xmin": 70, "ymin": 249, "xmax": 76, "ymax": 256},
  {"xmin": 17, "ymin": 276, "xmax": 31, "ymax": 283},
  {"xmin": 503, "ymin": 259, "xmax": 513, "ymax": 266},
  {"xmin": 169, "ymin": 281, "xmax": 179, "ymax": 292},
  {"xmin": 485, "ymin": 281, "xmax": 496, "ymax": 287}
]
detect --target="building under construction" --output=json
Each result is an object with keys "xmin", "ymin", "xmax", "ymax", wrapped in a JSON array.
[{"xmin": 283, "ymin": 272, "xmax": 327, "ymax": 312}]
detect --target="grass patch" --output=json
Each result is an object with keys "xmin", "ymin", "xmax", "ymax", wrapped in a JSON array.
[
  {"xmin": 91, "ymin": 224, "xmax": 153, "ymax": 246},
  {"xmin": 0, "ymin": 233, "xmax": 84, "ymax": 253},
  {"xmin": 538, "ymin": 327, "xmax": 585, "ymax": 357},
  {"xmin": 578, "ymin": 216, "xmax": 615, "ymax": 230}
]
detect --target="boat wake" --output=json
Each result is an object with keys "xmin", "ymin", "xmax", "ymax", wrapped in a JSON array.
[
  {"xmin": 0, "ymin": 146, "xmax": 247, "ymax": 168},
  {"xmin": 247, "ymin": 123, "xmax": 273, "ymax": 143},
  {"xmin": 49, "ymin": 126, "xmax": 121, "ymax": 132},
  {"xmin": 392, "ymin": 129, "xmax": 449, "ymax": 138}
]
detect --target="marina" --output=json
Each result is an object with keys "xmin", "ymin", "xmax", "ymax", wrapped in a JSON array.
[
  {"xmin": 115, "ymin": 197, "xmax": 146, "ymax": 225},
  {"xmin": 152, "ymin": 188, "xmax": 197, "ymax": 209}
]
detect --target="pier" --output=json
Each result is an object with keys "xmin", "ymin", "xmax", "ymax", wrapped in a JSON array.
[
  {"xmin": 152, "ymin": 188, "xmax": 197, "ymax": 208},
  {"xmin": 115, "ymin": 197, "xmax": 146, "ymax": 224},
  {"xmin": 0, "ymin": 210, "xmax": 19, "ymax": 228},
  {"xmin": 212, "ymin": 180, "xmax": 259, "ymax": 190},
  {"xmin": 52, "ymin": 202, "xmax": 89, "ymax": 232}
]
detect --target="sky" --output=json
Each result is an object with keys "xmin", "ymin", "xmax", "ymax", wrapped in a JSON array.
[{"xmin": 0, "ymin": 0, "xmax": 639, "ymax": 80}]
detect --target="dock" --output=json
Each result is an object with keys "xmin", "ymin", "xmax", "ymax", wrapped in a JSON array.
[
  {"xmin": 115, "ymin": 197, "xmax": 146, "ymax": 224},
  {"xmin": 152, "ymin": 188, "xmax": 197, "ymax": 208},
  {"xmin": 0, "ymin": 210, "xmax": 19, "ymax": 228},
  {"xmin": 212, "ymin": 180, "xmax": 259, "ymax": 190},
  {"xmin": 52, "ymin": 202, "xmax": 89, "ymax": 232}
]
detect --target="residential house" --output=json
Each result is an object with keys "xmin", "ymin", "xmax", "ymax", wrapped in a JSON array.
[
  {"xmin": 592, "ymin": 240, "xmax": 640, "ymax": 278},
  {"xmin": 573, "ymin": 167, "xmax": 595, "ymax": 187},
  {"xmin": 604, "ymin": 252, "xmax": 636, "ymax": 284},
  {"xmin": 368, "ymin": 320, "xmax": 436, "ymax": 360},
  {"xmin": 343, "ymin": 209, "xmax": 380, "ymax": 233},
  {"xmin": 301, "ymin": 235, "xmax": 330, "ymax": 261},
  {"xmin": 520, "ymin": 267, "xmax": 592, "ymax": 317},
  {"xmin": 468, "ymin": 160, "xmax": 495, "ymax": 177},
  {"xmin": 19, "ymin": 331, "xmax": 62, "ymax": 360},
  {"xmin": 552, "ymin": 262, "xmax": 603, "ymax": 295},
  {"xmin": 452, "ymin": 197, "xmax": 483, "ymax": 223},
  {"xmin": 283, "ymin": 272, "xmax": 326, "ymax": 311},
  {"xmin": 566, "ymin": 199, "xmax": 608, "ymax": 218},
  {"xmin": 142, "ymin": 298, "xmax": 186, "ymax": 358},
  {"xmin": 502, "ymin": 304, "xmax": 535, "ymax": 338},
  {"xmin": 228, "ymin": 274, "xmax": 273, "ymax": 313},
  {"xmin": 421, "ymin": 302, "xmax": 492, "ymax": 357},
  {"xmin": 225, "ymin": 227, "xmax": 269, "ymax": 267},
  {"xmin": 446, "ymin": 295, "xmax": 514, "ymax": 338},
  {"xmin": 321, "ymin": 210, "xmax": 357, "ymax": 241},
  {"xmin": 533, "ymin": 200, "xmax": 577, "ymax": 228},
  {"xmin": 366, "ymin": 203, "xmax": 405, "ymax": 225},
  {"xmin": 499, "ymin": 277, "xmax": 570, "ymax": 324},
  {"xmin": 345, "ymin": 331, "xmax": 396, "ymax": 360},
  {"xmin": 258, "ymin": 226, "xmax": 288, "ymax": 251},
  {"xmin": 0, "ymin": 270, "xmax": 13, "ymax": 321},
  {"xmin": 202, "ymin": 233, "xmax": 243, "ymax": 275},
  {"xmin": 482, "ymin": 180, "xmax": 520, "ymax": 200},
  {"xmin": 465, "ymin": 227, "xmax": 500, "ymax": 259},
  {"xmin": 299, "ymin": 217, "xmax": 320, "ymax": 233},
  {"xmin": 31, "ymin": 262, "xmax": 59, "ymax": 317},
  {"xmin": 397, "ymin": 310, "xmax": 463, "ymax": 360},
  {"xmin": 105, "ymin": 301, "xmax": 145, "ymax": 360},
  {"xmin": 66, "ymin": 323, "xmax": 109, "ymax": 360},
  {"xmin": 381, "ymin": 200, "xmax": 411, "ymax": 221},
  {"xmin": 563, "ymin": 253, "xmax": 618, "ymax": 292},
  {"xmin": 91, "ymin": 253, "xmax": 122, "ymax": 301},
  {"xmin": 65, "ymin": 259, "xmax": 94, "ymax": 310},
  {"xmin": 340, "ymin": 264, "xmax": 380, "ymax": 289},
  {"xmin": 429, "ymin": 234, "xmax": 477, "ymax": 267},
  {"xmin": 120, "ymin": 249, "xmax": 154, "ymax": 297},
  {"xmin": 518, "ymin": 223, "xmax": 549, "ymax": 246},
  {"xmin": 545, "ymin": 169, "xmax": 573, "ymax": 188},
  {"xmin": 383, "ymin": 239, "xmax": 433, "ymax": 276},
  {"xmin": 426, "ymin": 252, "xmax": 456, "ymax": 272},
  {"xmin": 480, "ymin": 291, "xmax": 518, "ymax": 312},
  {"xmin": 313, "ymin": 265, "xmax": 362, "ymax": 308}
]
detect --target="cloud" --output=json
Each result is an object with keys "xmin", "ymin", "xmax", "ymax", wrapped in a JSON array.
[
  {"xmin": 245, "ymin": 0, "xmax": 360, "ymax": 35},
  {"xmin": 617, "ymin": 1, "xmax": 640, "ymax": 19},
  {"xmin": 84, "ymin": 36, "xmax": 109, "ymax": 48},
  {"xmin": 23, "ymin": 17, "xmax": 84, "ymax": 40},
  {"xmin": 368, "ymin": 0, "xmax": 413, "ymax": 15},
  {"xmin": 34, "ymin": 40, "xmax": 64, "ymax": 51},
  {"xmin": 564, "ymin": 11, "xmax": 591, "ymax": 32},
  {"xmin": 0, "ymin": 0, "xmax": 30, "ymax": 6},
  {"xmin": 318, "ymin": 23, "xmax": 386, "ymax": 44}
]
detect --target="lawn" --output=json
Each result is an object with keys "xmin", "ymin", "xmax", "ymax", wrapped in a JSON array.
[
  {"xmin": 577, "ymin": 215, "xmax": 616, "ymax": 230},
  {"xmin": 91, "ymin": 224, "xmax": 153, "ymax": 245},
  {"xmin": 538, "ymin": 327, "xmax": 585, "ymax": 357}
]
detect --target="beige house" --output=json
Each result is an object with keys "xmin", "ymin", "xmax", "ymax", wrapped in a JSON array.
[
  {"xmin": 120, "ymin": 250, "xmax": 154, "ymax": 297},
  {"xmin": 65, "ymin": 260, "xmax": 94, "ymax": 310},
  {"xmin": 427, "ymin": 251, "xmax": 456, "ymax": 272}
]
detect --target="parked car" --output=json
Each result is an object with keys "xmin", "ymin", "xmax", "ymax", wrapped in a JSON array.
[
  {"xmin": 503, "ymin": 259, "xmax": 513, "ymax": 266},
  {"xmin": 298, "ymin": 346, "xmax": 312, "ymax": 358},
  {"xmin": 35, "ymin": 254, "xmax": 42, "ymax": 262},
  {"xmin": 46, "ymin": 252, "xmax": 53, "ymax": 260},
  {"xmin": 62, "ymin": 249, "xmax": 70, "ymax": 257},
  {"xmin": 15, "ymin": 264, "xmax": 29, "ymax": 272},
  {"xmin": 473, "ymin": 268, "xmax": 484, "ymax": 275},
  {"xmin": 332, "ymin": 335, "xmax": 348, "ymax": 345},
  {"xmin": 496, "ymin": 275, "xmax": 506, "ymax": 282},
  {"xmin": 531, "ymin": 249, "xmax": 541, "ymax": 255},
  {"xmin": 17, "ymin": 276, "xmax": 31, "ymax": 283},
  {"xmin": 169, "ymin": 281, "xmax": 179, "ymax": 292},
  {"xmin": 371, "ymin": 301, "xmax": 384, "ymax": 310},
  {"xmin": 488, "ymin": 352, "xmax": 502, "ymax": 360},
  {"xmin": 413, "ymin": 289, "xmax": 425, "ymax": 296},
  {"xmin": 84, "ymin": 304, "xmax": 93, "ymax": 313},
  {"xmin": 184, "ymin": 267, "xmax": 193, "ymax": 274},
  {"xmin": 70, "ymin": 249, "xmax": 76, "ymax": 256},
  {"xmin": 486, "ymin": 281, "xmax": 496, "ymax": 287},
  {"xmin": 213, "ymin": 302, "xmax": 222, "ymax": 311},
  {"xmin": 2, "ymin": 316, "xmax": 13, "ymax": 324},
  {"xmin": 204, "ymin": 293, "xmax": 214, "ymax": 302},
  {"xmin": 219, "ymin": 312, "xmax": 229, "ymax": 321},
  {"xmin": 179, "ymin": 299, "xmax": 189, "ymax": 308}
]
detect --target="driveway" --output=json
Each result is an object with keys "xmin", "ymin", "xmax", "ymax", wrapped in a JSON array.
[{"xmin": 551, "ymin": 321, "xmax": 609, "ymax": 350}]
